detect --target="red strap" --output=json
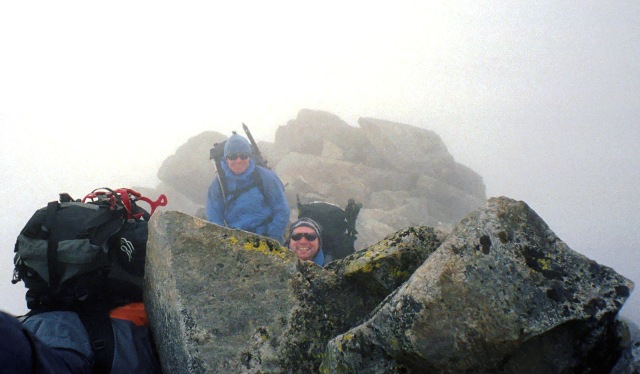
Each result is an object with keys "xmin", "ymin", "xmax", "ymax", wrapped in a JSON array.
[
  {"xmin": 113, "ymin": 188, "xmax": 137, "ymax": 219},
  {"xmin": 82, "ymin": 188, "xmax": 168, "ymax": 218},
  {"xmin": 81, "ymin": 188, "xmax": 118, "ymax": 208},
  {"xmin": 137, "ymin": 194, "xmax": 168, "ymax": 216}
]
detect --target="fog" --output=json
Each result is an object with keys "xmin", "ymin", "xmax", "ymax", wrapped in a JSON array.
[{"xmin": 1, "ymin": 2, "xmax": 638, "ymax": 326}]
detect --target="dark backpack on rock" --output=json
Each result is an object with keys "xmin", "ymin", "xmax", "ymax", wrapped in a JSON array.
[
  {"xmin": 13, "ymin": 188, "xmax": 167, "ymax": 310},
  {"xmin": 12, "ymin": 188, "xmax": 167, "ymax": 373},
  {"xmin": 296, "ymin": 196, "xmax": 362, "ymax": 262}
]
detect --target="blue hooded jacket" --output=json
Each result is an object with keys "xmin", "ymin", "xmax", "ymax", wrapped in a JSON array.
[{"xmin": 206, "ymin": 159, "xmax": 290, "ymax": 243}]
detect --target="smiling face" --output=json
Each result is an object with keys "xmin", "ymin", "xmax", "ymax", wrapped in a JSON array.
[
  {"xmin": 226, "ymin": 153, "xmax": 251, "ymax": 175},
  {"xmin": 288, "ymin": 226, "xmax": 320, "ymax": 261}
]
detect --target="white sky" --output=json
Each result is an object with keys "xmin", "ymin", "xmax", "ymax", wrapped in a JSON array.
[{"xmin": 1, "ymin": 1, "xmax": 639, "ymax": 325}]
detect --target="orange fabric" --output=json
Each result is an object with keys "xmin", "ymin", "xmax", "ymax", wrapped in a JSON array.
[{"xmin": 109, "ymin": 302, "xmax": 148, "ymax": 326}]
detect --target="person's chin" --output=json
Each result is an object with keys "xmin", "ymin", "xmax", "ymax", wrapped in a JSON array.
[{"xmin": 295, "ymin": 250, "xmax": 314, "ymax": 261}]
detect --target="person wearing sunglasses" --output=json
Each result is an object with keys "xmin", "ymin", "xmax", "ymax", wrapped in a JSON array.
[
  {"xmin": 285, "ymin": 218, "xmax": 325, "ymax": 266},
  {"xmin": 206, "ymin": 133, "xmax": 290, "ymax": 243}
]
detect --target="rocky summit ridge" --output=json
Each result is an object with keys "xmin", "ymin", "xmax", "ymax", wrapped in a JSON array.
[
  {"xmin": 144, "ymin": 197, "xmax": 636, "ymax": 373},
  {"xmin": 140, "ymin": 109, "xmax": 638, "ymax": 372}
]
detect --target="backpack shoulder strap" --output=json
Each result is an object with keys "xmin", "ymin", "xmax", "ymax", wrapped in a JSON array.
[
  {"xmin": 45, "ymin": 201, "xmax": 60, "ymax": 289},
  {"xmin": 253, "ymin": 167, "xmax": 267, "ymax": 202},
  {"xmin": 215, "ymin": 160, "xmax": 229, "ymax": 199},
  {"xmin": 76, "ymin": 301, "xmax": 114, "ymax": 374},
  {"xmin": 224, "ymin": 168, "xmax": 266, "ymax": 207}
]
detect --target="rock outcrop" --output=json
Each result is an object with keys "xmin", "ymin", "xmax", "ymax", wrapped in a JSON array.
[
  {"xmin": 153, "ymin": 109, "xmax": 486, "ymax": 248},
  {"xmin": 322, "ymin": 197, "xmax": 633, "ymax": 373},
  {"xmin": 156, "ymin": 131, "xmax": 223, "ymax": 205},
  {"xmin": 144, "ymin": 211, "xmax": 384, "ymax": 373},
  {"xmin": 144, "ymin": 197, "xmax": 635, "ymax": 373}
]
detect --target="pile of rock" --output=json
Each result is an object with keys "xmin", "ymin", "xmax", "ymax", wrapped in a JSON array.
[{"xmin": 151, "ymin": 109, "xmax": 486, "ymax": 248}]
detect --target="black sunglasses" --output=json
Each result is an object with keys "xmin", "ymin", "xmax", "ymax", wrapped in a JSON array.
[
  {"xmin": 227, "ymin": 153, "xmax": 250, "ymax": 160},
  {"xmin": 290, "ymin": 233, "xmax": 318, "ymax": 241}
]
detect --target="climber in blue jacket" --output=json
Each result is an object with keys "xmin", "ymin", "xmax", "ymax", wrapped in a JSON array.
[{"xmin": 206, "ymin": 133, "xmax": 290, "ymax": 243}]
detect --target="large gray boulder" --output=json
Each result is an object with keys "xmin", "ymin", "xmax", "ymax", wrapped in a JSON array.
[
  {"xmin": 327, "ymin": 226, "xmax": 448, "ymax": 297},
  {"xmin": 357, "ymin": 117, "xmax": 485, "ymax": 199},
  {"xmin": 322, "ymin": 197, "xmax": 634, "ymax": 373},
  {"xmin": 156, "ymin": 131, "xmax": 222, "ymax": 204},
  {"xmin": 144, "ymin": 210, "xmax": 382, "ymax": 373},
  {"xmin": 273, "ymin": 109, "xmax": 367, "ymax": 162},
  {"xmin": 274, "ymin": 151, "xmax": 397, "ymax": 206}
]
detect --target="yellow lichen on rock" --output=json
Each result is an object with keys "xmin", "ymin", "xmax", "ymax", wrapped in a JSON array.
[
  {"xmin": 389, "ymin": 267, "xmax": 410, "ymax": 281},
  {"xmin": 537, "ymin": 257, "xmax": 551, "ymax": 271},
  {"xmin": 336, "ymin": 333, "xmax": 355, "ymax": 353},
  {"xmin": 243, "ymin": 239, "xmax": 290, "ymax": 260}
]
